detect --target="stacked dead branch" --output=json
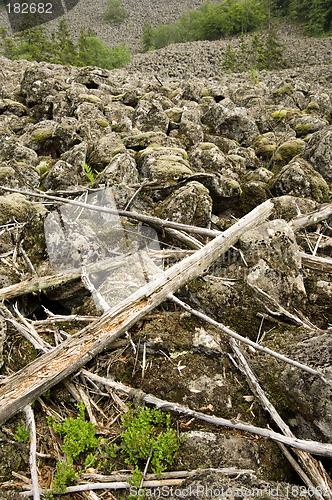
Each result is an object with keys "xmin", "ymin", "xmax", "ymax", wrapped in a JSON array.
[{"xmin": 0, "ymin": 192, "xmax": 331, "ymax": 497}]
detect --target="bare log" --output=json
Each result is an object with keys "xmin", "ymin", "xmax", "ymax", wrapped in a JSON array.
[
  {"xmin": 301, "ymin": 252, "xmax": 332, "ymax": 274},
  {"xmin": 80, "ymin": 468, "xmax": 255, "ymax": 483},
  {"xmin": 290, "ymin": 204, "xmax": 332, "ymax": 231},
  {"xmin": 230, "ymin": 339, "xmax": 332, "ymax": 500},
  {"xmin": 24, "ymin": 405, "xmax": 40, "ymax": 500},
  {"xmin": 21, "ymin": 480, "xmax": 185, "ymax": 497},
  {"xmin": 0, "ymin": 200, "xmax": 274, "ymax": 425},
  {"xmin": 81, "ymin": 370, "xmax": 332, "ymax": 458}
]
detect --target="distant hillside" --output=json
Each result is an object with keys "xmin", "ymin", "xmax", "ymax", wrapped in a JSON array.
[{"xmin": 0, "ymin": 0, "xmax": 219, "ymax": 52}]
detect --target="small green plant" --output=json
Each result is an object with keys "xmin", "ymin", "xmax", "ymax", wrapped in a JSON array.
[
  {"xmin": 103, "ymin": 0, "xmax": 128, "ymax": 23},
  {"xmin": 49, "ymin": 401, "xmax": 100, "ymax": 459},
  {"xmin": 52, "ymin": 460, "xmax": 77, "ymax": 493},
  {"xmin": 14, "ymin": 422, "xmax": 30, "ymax": 442},
  {"xmin": 121, "ymin": 407, "xmax": 183, "ymax": 477},
  {"xmin": 83, "ymin": 162, "xmax": 95, "ymax": 186},
  {"xmin": 47, "ymin": 402, "xmax": 101, "ymax": 492}
]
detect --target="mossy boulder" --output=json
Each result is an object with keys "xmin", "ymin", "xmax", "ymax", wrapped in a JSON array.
[
  {"xmin": 275, "ymin": 138, "xmax": 306, "ymax": 167},
  {"xmin": 293, "ymin": 115, "xmax": 328, "ymax": 137},
  {"xmin": 253, "ymin": 133, "xmax": 277, "ymax": 160},
  {"xmin": 78, "ymin": 93, "xmax": 102, "ymax": 104},
  {"xmin": 165, "ymin": 107, "xmax": 183, "ymax": 123},
  {"xmin": 139, "ymin": 146, "xmax": 192, "ymax": 182},
  {"xmin": 271, "ymin": 158, "xmax": 329, "ymax": 203},
  {"xmin": 88, "ymin": 133, "xmax": 126, "ymax": 171},
  {"xmin": 0, "ymin": 193, "xmax": 46, "ymax": 226},
  {"xmin": 240, "ymin": 181, "xmax": 271, "ymax": 213},
  {"xmin": 31, "ymin": 127, "xmax": 53, "ymax": 143}
]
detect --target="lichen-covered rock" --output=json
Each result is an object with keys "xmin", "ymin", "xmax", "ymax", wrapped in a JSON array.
[
  {"xmin": 179, "ymin": 431, "xmax": 291, "ymax": 482},
  {"xmin": 154, "ymin": 181, "xmax": 212, "ymax": 227},
  {"xmin": 304, "ymin": 126, "xmax": 332, "ymax": 184},
  {"xmin": 88, "ymin": 133, "xmax": 126, "ymax": 171},
  {"xmin": 279, "ymin": 332, "xmax": 332, "ymax": 441},
  {"xmin": 188, "ymin": 142, "xmax": 227, "ymax": 172},
  {"xmin": 242, "ymin": 167, "xmax": 274, "ymax": 184},
  {"xmin": 20, "ymin": 64, "xmax": 65, "ymax": 105},
  {"xmin": 138, "ymin": 145, "xmax": 192, "ymax": 181},
  {"xmin": 271, "ymin": 157, "xmax": 329, "ymax": 203},
  {"xmin": 104, "ymin": 101, "xmax": 134, "ymax": 132},
  {"xmin": 43, "ymin": 160, "xmax": 78, "ymax": 190},
  {"xmin": 240, "ymin": 181, "xmax": 271, "ymax": 213},
  {"xmin": 239, "ymin": 219, "xmax": 306, "ymax": 306},
  {"xmin": 61, "ymin": 141, "xmax": 89, "ymax": 176},
  {"xmin": 202, "ymin": 99, "xmax": 259, "ymax": 146},
  {"xmin": 19, "ymin": 119, "xmax": 81, "ymax": 156},
  {"xmin": 228, "ymin": 146, "xmax": 261, "ymax": 171},
  {"xmin": 123, "ymin": 130, "xmax": 174, "ymax": 149},
  {"xmin": 94, "ymin": 151, "xmax": 139, "ymax": 186},
  {"xmin": 75, "ymin": 102, "xmax": 111, "ymax": 142},
  {"xmin": 133, "ymin": 93, "xmax": 169, "ymax": 133},
  {"xmin": 272, "ymin": 195, "xmax": 316, "ymax": 221},
  {"xmin": 169, "ymin": 117, "xmax": 204, "ymax": 148}
]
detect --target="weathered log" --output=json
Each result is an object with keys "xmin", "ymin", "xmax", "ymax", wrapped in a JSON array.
[
  {"xmin": 0, "ymin": 200, "xmax": 273, "ymax": 425},
  {"xmin": 300, "ymin": 252, "xmax": 332, "ymax": 274},
  {"xmin": 290, "ymin": 204, "xmax": 332, "ymax": 231}
]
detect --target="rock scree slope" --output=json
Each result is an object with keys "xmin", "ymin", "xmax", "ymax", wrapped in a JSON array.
[{"xmin": 0, "ymin": 11, "xmax": 331, "ymax": 500}]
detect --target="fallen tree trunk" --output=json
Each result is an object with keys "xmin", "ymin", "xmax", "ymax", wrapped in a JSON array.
[{"xmin": 0, "ymin": 200, "xmax": 273, "ymax": 425}]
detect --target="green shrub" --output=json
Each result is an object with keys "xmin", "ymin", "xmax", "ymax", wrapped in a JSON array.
[
  {"xmin": 47, "ymin": 402, "xmax": 100, "ymax": 492},
  {"xmin": 141, "ymin": 0, "xmax": 267, "ymax": 51},
  {"xmin": 270, "ymin": 0, "xmax": 331, "ymax": 34},
  {"xmin": 103, "ymin": 0, "xmax": 128, "ymax": 23},
  {"xmin": 222, "ymin": 28, "xmax": 287, "ymax": 72}
]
